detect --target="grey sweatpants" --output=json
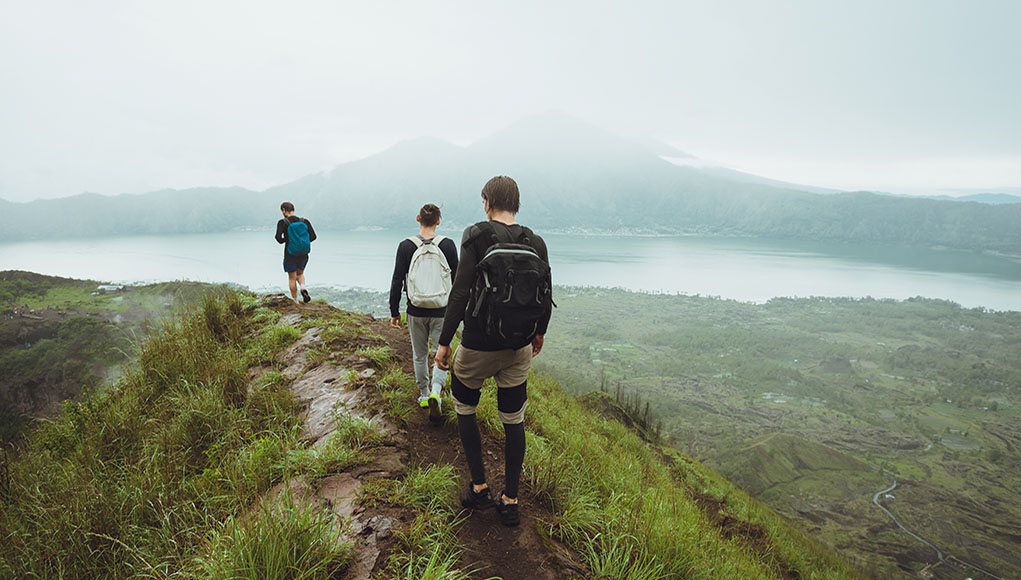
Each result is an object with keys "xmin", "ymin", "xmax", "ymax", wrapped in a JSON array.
[{"xmin": 407, "ymin": 314, "xmax": 448, "ymax": 397}]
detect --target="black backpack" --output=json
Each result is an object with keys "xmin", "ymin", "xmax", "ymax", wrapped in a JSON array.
[{"xmin": 468, "ymin": 222, "xmax": 553, "ymax": 348}]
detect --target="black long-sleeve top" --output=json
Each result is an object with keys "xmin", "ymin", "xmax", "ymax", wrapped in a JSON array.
[
  {"xmin": 439, "ymin": 220, "xmax": 551, "ymax": 351},
  {"xmin": 275, "ymin": 216, "xmax": 317, "ymax": 259},
  {"xmin": 389, "ymin": 235, "xmax": 459, "ymax": 318}
]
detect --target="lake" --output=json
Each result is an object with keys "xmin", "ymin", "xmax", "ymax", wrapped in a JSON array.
[{"xmin": 3, "ymin": 230, "xmax": 1021, "ymax": 311}]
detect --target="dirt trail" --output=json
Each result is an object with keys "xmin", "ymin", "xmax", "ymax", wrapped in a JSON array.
[
  {"xmin": 374, "ymin": 319, "xmax": 587, "ymax": 580},
  {"xmin": 262, "ymin": 295, "xmax": 586, "ymax": 580}
]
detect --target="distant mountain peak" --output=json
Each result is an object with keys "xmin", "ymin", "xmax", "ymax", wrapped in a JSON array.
[
  {"xmin": 376, "ymin": 136, "xmax": 462, "ymax": 156},
  {"xmin": 468, "ymin": 110, "xmax": 665, "ymax": 168},
  {"xmin": 632, "ymin": 136, "xmax": 695, "ymax": 159},
  {"xmin": 477, "ymin": 110, "xmax": 617, "ymax": 144},
  {"xmin": 342, "ymin": 136, "xmax": 464, "ymax": 171}
]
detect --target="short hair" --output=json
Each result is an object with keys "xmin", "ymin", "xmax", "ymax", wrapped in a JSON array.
[
  {"xmin": 418, "ymin": 203, "xmax": 441, "ymax": 227},
  {"xmin": 280, "ymin": 201, "xmax": 295, "ymax": 212},
  {"xmin": 481, "ymin": 176, "xmax": 520, "ymax": 214}
]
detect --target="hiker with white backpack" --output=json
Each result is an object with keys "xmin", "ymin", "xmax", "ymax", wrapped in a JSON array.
[{"xmin": 389, "ymin": 204, "xmax": 459, "ymax": 422}]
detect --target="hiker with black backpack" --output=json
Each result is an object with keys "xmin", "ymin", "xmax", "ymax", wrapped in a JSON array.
[
  {"xmin": 275, "ymin": 201, "xmax": 317, "ymax": 304},
  {"xmin": 389, "ymin": 203, "xmax": 459, "ymax": 422},
  {"xmin": 435, "ymin": 176, "xmax": 553, "ymax": 527}
]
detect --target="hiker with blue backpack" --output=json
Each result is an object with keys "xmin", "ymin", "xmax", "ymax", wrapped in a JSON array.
[
  {"xmin": 435, "ymin": 176, "xmax": 553, "ymax": 527},
  {"xmin": 275, "ymin": 201, "xmax": 316, "ymax": 304},
  {"xmin": 389, "ymin": 203, "xmax": 459, "ymax": 422}
]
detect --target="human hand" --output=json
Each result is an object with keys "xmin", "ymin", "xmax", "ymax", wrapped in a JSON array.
[
  {"xmin": 436, "ymin": 345, "xmax": 452, "ymax": 370},
  {"xmin": 531, "ymin": 334, "xmax": 544, "ymax": 357},
  {"xmin": 390, "ymin": 317, "xmax": 401, "ymax": 329}
]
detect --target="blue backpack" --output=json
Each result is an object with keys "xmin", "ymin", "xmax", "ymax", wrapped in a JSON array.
[{"xmin": 286, "ymin": 219, "xmax": 311, "ymax": 256}]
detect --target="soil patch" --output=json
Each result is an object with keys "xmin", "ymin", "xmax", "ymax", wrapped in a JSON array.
[
  {"xmin": 374, "ymin": 320, "xmax": 588, "ymax": 579},
  {"xmin": 690, "ymin": 491, "xmax": 801, "ymax": 580}
]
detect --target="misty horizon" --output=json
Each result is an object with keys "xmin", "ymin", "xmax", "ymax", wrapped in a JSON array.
[
  {"xmin": 3, "ymin": 1, "xmax": 1020, "ymax": 203},
  {"xmin": 2, "ymin": 110, "xmax": 1021, "ymax": 204}
]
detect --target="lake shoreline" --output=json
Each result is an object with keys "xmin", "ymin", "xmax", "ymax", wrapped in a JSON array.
[{"xmin": 3, "ymin": 230, "xmax": 1020, "ymax": 311}]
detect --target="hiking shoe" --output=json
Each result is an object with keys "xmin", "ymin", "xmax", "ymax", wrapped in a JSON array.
[
  {"xmin": 417, "ymin": 395, "xmax": 429, "ymax": 408},
  {"xmin": 300, "ymin": 288, "xmax": 311, "ymax": 303},
  {"xmin": 461, "ymin": 485, "xmax": 495, "ymax": 511},
  {"xmin": 428, "ymin": 393, "xmax": 442, "ymax": 423},
  {"xmin": 496, "ymin": 492, "xmax": 520, "ymax": 527}
]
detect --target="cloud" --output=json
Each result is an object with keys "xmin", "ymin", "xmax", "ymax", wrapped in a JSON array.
[{"xmin": 2, "ymin": 0, "xmax": 1019, "ymax": 201}]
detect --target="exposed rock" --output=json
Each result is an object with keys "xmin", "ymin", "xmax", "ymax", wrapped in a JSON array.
[
  {"xmin": 279, "ymin": 326, "xmax": 323, "ymax": 378},
  {"xmin": 351, "ymin": 448, "xmax": 405, "ymax": 480},
  {"xmin": 291, "ymin": 365, "xmax": 371, "ymax": 443},
  {"xmin": 278, "ymin": 313, "xmax": 303, "ymax": 327},
  {"xmin": 317, "ymin": 473, "xmax": 362, "ymax": 521},
  {"xmin": 243, "ymin": 305, "xmax": 405, "ymax": 580},
  {"xmin": 344, "ymin": 515, "xmax": 396, "ymax": 580}
]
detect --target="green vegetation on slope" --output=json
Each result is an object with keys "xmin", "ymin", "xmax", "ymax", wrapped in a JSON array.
[
  {"xmin": 536, "ymin": 287, "xmax": 1021, "ymax": 578},
  {"xmin": 0, "ymin": 271, "xmax": 218, "ymax": 442},
  {"xmin": 0, "ymin": 291, "xmax": 367, "ymax": 578},
  {"xmin": 0, "ymin": 291, "xmax": 862, "ymax": 579}
]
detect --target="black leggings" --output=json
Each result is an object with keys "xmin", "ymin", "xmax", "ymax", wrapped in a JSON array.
[{"xmin": 453, "ymin": 373, "xmax": 527, "ymax": 499}]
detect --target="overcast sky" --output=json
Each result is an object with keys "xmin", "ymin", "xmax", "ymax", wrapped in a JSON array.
[{"xmin": 2, "ymin": 0, "xmax": 1019, "ymax": 202}]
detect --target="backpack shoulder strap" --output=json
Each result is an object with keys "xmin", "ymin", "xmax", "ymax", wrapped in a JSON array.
[
  {"xmin": 432, "ymin": 234, "xmax": 446, "ymax": 245},
  {"xmin": 406, "ymin": 236, "xmax": 423, "ymax": 248},
  {"xmin": 465, "ymin": 221, "xmax": 498, "ymax": 251},
  {"xmin": 518, "ymin": 226, "xmax": 543, "ymax": 251}
]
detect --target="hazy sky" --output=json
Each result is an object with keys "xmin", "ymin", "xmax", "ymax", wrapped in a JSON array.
[{"xmin": 2, "ymin": 0, "xmax": 1019, "ymax": 201}]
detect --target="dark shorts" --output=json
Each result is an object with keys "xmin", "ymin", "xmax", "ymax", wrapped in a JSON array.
[{"xmin": 283, "ymin": 255, "xmax": 309, "ymax": 273}]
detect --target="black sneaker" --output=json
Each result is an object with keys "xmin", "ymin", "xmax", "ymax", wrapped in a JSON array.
[
  {"xmin": 300, "ymin": 288, "xmax": 311, "ymax": 303},
  {"xmin": 461, "ymin": 485, "xmax": 495, "ymax": 510},
  {"xmin": 496, "ymin": 492, "xmax": 520, "ymax": 527}
]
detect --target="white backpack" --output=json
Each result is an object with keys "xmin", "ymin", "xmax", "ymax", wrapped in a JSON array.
[{"xmin": 406, "ymin": 235, "xmax": 452, "ymax": 308}]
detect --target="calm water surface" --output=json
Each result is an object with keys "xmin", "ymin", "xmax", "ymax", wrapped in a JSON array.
[{"xmin": 2, "ymin": 230, "xmax": 1020, "ymax": 311}]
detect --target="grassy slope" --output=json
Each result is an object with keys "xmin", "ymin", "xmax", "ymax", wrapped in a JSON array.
[
  {"xmin": 0, "ymin": 291, "xmax": 861, "ymax": 579},
  {"xmin": 535, "ymin": 287, "xmax": 1021, "ymax": 578},
  {"xmin": 0, "ymin": 271, "xmax": 219, "ymax": 442}
]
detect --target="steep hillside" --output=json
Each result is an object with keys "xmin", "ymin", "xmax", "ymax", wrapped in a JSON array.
[
  {"xmin": 0, "ymin": 291, "xmax": 863, "ymax": 579},
  {"xmin": 0, "ymin": 271, "xmax": 215, "ymax": 441},
  {"xmin": 538, "ymin": 287, "xmax": 1021, "ymax": 579}
]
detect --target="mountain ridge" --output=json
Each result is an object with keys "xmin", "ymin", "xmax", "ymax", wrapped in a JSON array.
[{"xmin": 2, "ymin": 112, "xmax": 1020, "ymax": 256}]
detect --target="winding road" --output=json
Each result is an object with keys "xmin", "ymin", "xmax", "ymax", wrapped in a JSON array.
[{"xmin": 871, "ymin": 480, "xmax": 944, "ymax": 562}]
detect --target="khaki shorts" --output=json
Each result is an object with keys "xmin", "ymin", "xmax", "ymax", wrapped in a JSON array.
[
  {"xmin": 452, "ymin": 344, "xmax": 533, "ymax": 390},
  {"xmin": 451, "ymin": 344, "xmax": 532, "ymax": 423}
]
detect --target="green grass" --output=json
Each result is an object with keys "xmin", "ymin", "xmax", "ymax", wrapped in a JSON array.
[
  {"xmin": 362, "ymin": 464, "xmax": 495, "ymax": 580},
  {"xmin": 197, "ymin": 496, "xmax": 353, "ymax": 580},
  {"xmin": 374, "ymin": 363, "xmax": 419, "ymax": 424},
  {"xmin": 530, "ymin": 287, "xmax": 1021, "ymax": 578},
  {"xmin": 1, "ymin": 273, "xmax": 223, "ymax": 442},
  {"xmin": 1, "ymin": 291, "xmax": 867, "ymax": 580},
  {"xmin": 247, "ymin": 323, "xmax": 302, "ymax": 365},
  {"xmin": 516, "ymin": 373, "xmax": 864, "ymax": 580},
  {"xmin": 355, "ymin": 344, "xmax": 393, "ymax": 367},
  {"xmin": 0, "ymin": 290, "xmax": 381, "ymax": 579}
]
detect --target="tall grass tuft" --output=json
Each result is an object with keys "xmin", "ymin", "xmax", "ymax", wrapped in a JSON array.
[
  {"xmin": 0, "ymin": 289, "xmax": 329, "ymax": 578},
  {"xmin": 197, "ymin": 496, "xmax": 352, "ymax": 580},
  {"xmin": 374, "ymin": 363, "xmax": 418, "ymax": 424}
]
